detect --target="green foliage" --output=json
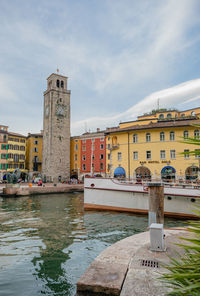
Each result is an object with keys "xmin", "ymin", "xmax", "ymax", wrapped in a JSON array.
[{"xmin": 161, "ymin": 208, "xmax": 200, "ymax": 295}]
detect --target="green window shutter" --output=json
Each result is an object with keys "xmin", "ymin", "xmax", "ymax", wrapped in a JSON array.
[
  {"xmin": 1, "ymin": 144, "xmax": 3, "ymax": 149},
  {"xmin": 1, "ymin": 154, "xmax": 3, "ymax": 159},
  {"xmin": 6, "ymin": 144, "xmax": 8, "ymax": 150},
  {"xmin": 0, "ymin": 164, "xmax": 2, "ymax": 169},
  {"xmin": 5, "ymin": 164, "xmax": 8, "ymax": 170},
  {"xmin": 6, "ymin": 154, "xmax": 8, "ymax": 159}
]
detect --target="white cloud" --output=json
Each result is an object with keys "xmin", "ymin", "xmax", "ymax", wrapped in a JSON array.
[{"xmin": 71, "ymin": 78, "xmax": 200, "ymax": 135}]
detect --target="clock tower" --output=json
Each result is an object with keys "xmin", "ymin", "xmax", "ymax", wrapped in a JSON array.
[{"xmin": 42, "ymin": 73, "xmax": 71, "ymax": 182}]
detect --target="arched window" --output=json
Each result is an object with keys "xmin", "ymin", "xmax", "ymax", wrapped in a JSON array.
[
  {"xmin": 160, "ymin": 132, "xmax": 165, "ymax": 141},
  {"xmin": 133, "ymin": 134, "xmax": 138, "ymax": 143},
  {"xmin": 56, "ymin": 80, "xmax": 60, "ymax": 87},
  {"xmin": 181, "ymin": 113, "xmax": 185, "ymax": 117},
  {"xmin": 146, "ymin": 133, "xmax": 151, "ymax": 142},
  {"xmin": 194, "ymin": 130, "xmax": 199, "ymax": 139},
  {"xmin": 183, "ymin": 130, "xmax": 188, "ymax": 138},
  {"xmin": 170, "ymin": 131, "xmax": 175, "ymax": 141},
  {"xmin": 167, "ymin": 113, "xmax": 172, "ymax": 119},
  {"xmin": 159, "ymin": 114, "xmax": 164, "ymax": 119},
  {"xmin": 61, "ymin": 81, "xmax": 64, "ymax": 88}
]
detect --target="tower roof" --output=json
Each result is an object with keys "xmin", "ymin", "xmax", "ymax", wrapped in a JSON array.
[{"xmin": 46, "ymin": 73, "xmax": 68, "ymax": 80}]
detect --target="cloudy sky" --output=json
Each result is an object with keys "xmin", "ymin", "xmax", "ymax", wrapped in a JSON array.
[{"xmin": 1, "ymin": 0, "xmax": 200, "ymax": 136}]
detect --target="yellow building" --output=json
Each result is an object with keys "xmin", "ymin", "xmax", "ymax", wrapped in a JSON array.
[
  {"xmin": 7, "ymin": 132, "xmax": 27, "ymax": 173},
  {"xmin": 106, "ymin": 107, "xmax": 200, "ymax": 181},
  {"xmin": 26, "ymin": 132, "xmax": 43, "ymax": 175},
  {"xmin": 70, "ymin": 136, "xmax": 81, "ymax": 178}
]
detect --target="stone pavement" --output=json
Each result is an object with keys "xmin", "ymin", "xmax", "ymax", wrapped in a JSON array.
[{"xmin": 77, "ymin": 228, "xmax": 190, "ymax": 296}]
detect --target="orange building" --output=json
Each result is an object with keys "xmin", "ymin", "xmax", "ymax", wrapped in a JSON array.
[{"xmin": 70, "ymin": 136, "xmax": 81, "ymax": 179}]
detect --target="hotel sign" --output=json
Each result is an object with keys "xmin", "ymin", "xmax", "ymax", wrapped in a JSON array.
[{"xmin": 140, "ymin": 160, "xmax": 171, "ymax": 165}]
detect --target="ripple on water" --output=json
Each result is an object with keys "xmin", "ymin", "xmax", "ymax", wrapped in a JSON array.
[{"xmin": 0, "ymin": 193, "xmax": 186, "ymax": 296}]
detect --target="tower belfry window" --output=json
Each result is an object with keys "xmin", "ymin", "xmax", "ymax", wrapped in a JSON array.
[
  {"xmin": 61, "ymin": 81, "xmax": 64, "ymax": 88},
  {"xmin": 57, "ymin": 80, "xmax": 60, "ymax": 87}
]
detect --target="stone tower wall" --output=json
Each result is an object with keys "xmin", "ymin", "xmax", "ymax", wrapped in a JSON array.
[{"xmin": 42, "ymin": 73, "xmax": 71, "ymax": 183}]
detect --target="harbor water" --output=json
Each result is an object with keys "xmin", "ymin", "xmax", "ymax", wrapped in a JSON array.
[{"xmin": 0, "ymin": 193, "xmax": 186, "ymax": 296}]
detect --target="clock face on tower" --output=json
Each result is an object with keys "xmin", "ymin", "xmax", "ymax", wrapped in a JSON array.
[{"xmin": 55, "ymin": 104, "xmax": 67, "ymax": 117}]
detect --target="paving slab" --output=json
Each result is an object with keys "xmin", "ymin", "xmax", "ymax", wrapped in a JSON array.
[{"xmin": 77, "ymin": 228, "xmax": 190, "ymax": 296}]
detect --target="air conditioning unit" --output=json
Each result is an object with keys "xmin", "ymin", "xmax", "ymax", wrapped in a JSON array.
[{"xmin": 150, "ymin": 223, "xmax": 165, "ymax": 252}]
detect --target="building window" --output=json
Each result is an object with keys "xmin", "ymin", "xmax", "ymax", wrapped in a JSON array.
[
  {"xmin": 1, "ymin": 163, "xmax": 7, "ymax": 170},
  {"xmin": 61, "ymin": 81, "xmax": 64, "ymax": 88},
  {"xmin": 108, "ymin": 153, "xmax": 110, "ymax": 160},
  {"xmin": 194, "ymin": 130, "xmax": 199, "ymax": 139},
  {"xmin": 133, "ymin": 151, "xmax": 138, "ymax": 160},
  {"xmin": 91, "ymin": 139, "xmax": 95, "ymax": 143},
  {"xmin": 82, "ymin": 155, "xmax": 86, "ymax": 161},
  {"xmin": 100, "ymin": 154, "xmax": 104, "ymax": 160},
  {"xmin": 170, "ymin": 150, "xmax": 176, "ymax": 159},
  {"xmin": 160, "ymin": 132, "xmax": 165, "ymax": 141},
  {"xmin": 20, "ymin": 146, "xmax": 25, "ymax": 151},
  {"xmin": 160, "ymin": 150, "xmax": 165, "ymax": 159},
  {"xmin": 74, "ymin": 154, "xmax": 77, "ymax": 161},
  {"xmin": 100, "ymin": 144, "xmax": 104, "ymax": 150},
  {"xmin": 82, "ymin": 145, "xmax": 86, "ymax": 151},
  {"xmin": 33, "ymin": 147, "xmax": 38, "ymax": 153},
  {"xmin": 107, "ymin": 144, "xmax": 111, "ymax": 149},
  {"xmin": 159, "ymin": 114, "xmax": 164, "ymax": 119},
  {"xmin": 184, "ymin": 149, "xmax": 190, "ymax": 159},
  {"xmin": 1, "ymin": 153, "xmax": 7, "ymax": 159},
  {"xmin": 34, "ymin": 140, "xmax": 38, "ymax": 145},
  {"xmin": 133, "ymin": 134, "xmax": 138, "ymax": 143},
  {"xmin": 75, "ymin": 144, "xmax": 78, "ymax": 151},
  {"xmin": 82, "ymin": 164, "xmax": 86, "ymax": 171},
  {"xmin": 56, "ymin": 80, "xmax": 60, "ymax": 87},
  {"xmin": 100, "ymin": 163, "xmax": 104, "ymax": 170},
  {"xmin": 14, "ymin": 154, "xmax": 19, "ymax": 162},
  {"xmin": 183, "ymin": 130, "xmax": 188, "ymax": 138},
  {"xmin": 100, "ymin": 138, "xmax": 104, "ymax": 141},
  {"xmin": 82, "ymin": 140, "xmax": 86, "ymax": 144},
  {"xmin": 1, "ymin": 144, "xmax": 7, "ymax": 150},
  {"xmin": 118, "ymin": 152, "xmax": 122, "ymax": 161},
  {"xmin": 146, "ymin": 133, "xmax": 151, "ymax": 142},
  {"xmin": 170, "ymin": 131, "xmax": 175, "ymax": 141},
  {"xmin": 195, "ymin": 149, "xmax": 200, "ymax": 158},
  {"xmin": 146, "ymin": 151, "xmax": 151, "ymax": 160},
  {"xmin": 107, "ymin": 164, "xmax": 111, "ymax": 171}
]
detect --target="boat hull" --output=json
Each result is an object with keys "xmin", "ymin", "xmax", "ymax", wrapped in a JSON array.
[{"xmin": 84, "ymin": 178, "xmax": 200, "ymax": 218}]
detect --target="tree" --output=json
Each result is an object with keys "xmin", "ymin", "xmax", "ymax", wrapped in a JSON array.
[{"xmin": 161, "ymin": 209, "xmax": 200, "ymax": 295}]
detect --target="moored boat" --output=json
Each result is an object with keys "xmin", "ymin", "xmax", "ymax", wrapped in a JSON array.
[{"xmin": 84, "ymin": 177, "xmax": 200, "ymax": 218}]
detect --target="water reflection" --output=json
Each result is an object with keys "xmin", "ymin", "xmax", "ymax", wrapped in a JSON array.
[{"xmin": 0, "ymin": 193, "xmax": 186, "ymax": 296}]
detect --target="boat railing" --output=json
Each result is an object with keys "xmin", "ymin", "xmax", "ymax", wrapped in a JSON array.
[{"xmin": 112, "ymin": 178, "xmax": 200, "ymax": 190}]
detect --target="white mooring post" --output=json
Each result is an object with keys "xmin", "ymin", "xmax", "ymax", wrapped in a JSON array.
[{"xmin": 150, "ymin": 223, "xmax": 165, "ymax": 252}]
